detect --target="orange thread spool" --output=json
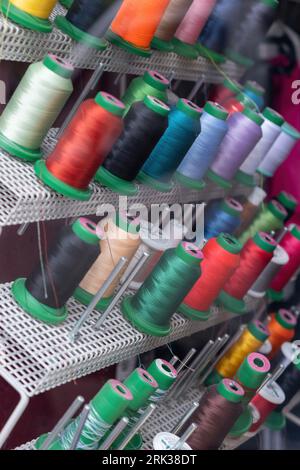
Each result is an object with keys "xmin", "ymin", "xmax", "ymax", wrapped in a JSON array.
[
  {"xmin": 108, "ymin": 0, "xmax": 171, "ymax": 56},
  {"xmin": 267, "ymin": 309, "xmax": 297, "ymax": 360}
]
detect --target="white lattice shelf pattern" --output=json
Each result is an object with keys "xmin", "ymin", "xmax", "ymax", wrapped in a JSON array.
[
  {"xmin": 0, "ymin": 6, "xmax": 242, "ymax": 81},
  {"xmin": 0, "ymin": 282, "xmax": 259, "ymax": 397}
]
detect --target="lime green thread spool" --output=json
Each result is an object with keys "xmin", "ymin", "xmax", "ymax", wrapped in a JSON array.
[
  {"xmin": 122, "ymin": 242, "xmax": 203, "ymax": 337},
  {"xmin": 147, "ymin": 359, "xmax": 178, "ymax": 402},
  {"xmin": 238, "ymin": 200, "xmax": 287, "ymax": 246},
  {"xmin": 122, "ymin": 71, "xmax": 169, "ymax": 116},
  {"xmin": 0, "ymin": 54, "xmax": 73, "ymax": 162},
  {"xmin": 35, "ymin": 379, "xmax": 133, "ymax": 450}
]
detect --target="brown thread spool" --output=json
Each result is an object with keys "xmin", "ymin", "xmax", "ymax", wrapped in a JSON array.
[
  {"xmin": 235, "ymin": 187, "xmax": 267, "ymax": 237},
  {"xmin": 153, "ymin": 0, "xmax": 193, "ymax": 43},
  {"xmin": 74, "ymin": 212, "xmax": 140, "ymax": 310}
]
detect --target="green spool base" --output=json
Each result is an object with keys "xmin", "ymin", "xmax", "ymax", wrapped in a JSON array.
[
  {"xmin": 73, "ymin": 286, "xmax": 112, "ymax": 311},
  {"xmin": 106, "ymin": 30, "xmax": 151, "ymax": 58},
  {"xmin": 12, "ymin": 278, "xmax": 68, "ymax": 325},
  {"xmin": 60, "ymin": 0, "xmax": 73, "ymax": 9},
  {"xmin": 111, "ymin": 431, "xmax": 143, "ymax": 450},
  {"xmin": 204, "ymin": 369, "xmax": 224, "ymax": 386},
  {"xmin": 35, "ymin": 433, "xmax": 63, "ymax": 450},
  {"xmin": 218, "ymin": 290, "xmax": 246, "ymax": 314},
  {"xmin": 267, "ymin": 288, "xmax": 284, "ymax": 302},
  {"xmin": 175, "ymin": 171, "xmax": 206, "ymax": 191},
  {"xmin": 55, "ymin": 16, "xmax": 107, "ymax": 51},
  {"xmin": 95, "ymin": 166, "xmax": 138, "ymax": 196},
  {"xmin": 235, "ymin": 170, "xmax": 256, "ymax": 187},
  {"xmin": 256, "ymin": 168, "xmax": 272, "ymax": 178},
  {"xmin": 34, "ymin": 160, "xmax": 92, "ymax": 201},
  {"xmin": 206, "ymin": 169, "xmax": 233, "ymax": 189},
  {"xmin": 196, "ymin": 44, "xmax": 226, "ymax": 64},
  {"xmin": 265, "ymin": 411, "xmax": 286, "ymax": 431},
  {"xmin": 137, "ymin": 171, "xmax": 174, "ymax": 193},
  {"xmin": 229, "ymin": 407, "xmax": 253, "ymax": 438},
  {"xmin": 0, "ymin": 132, "xmax": 42, "ymax": 162},
  {"xmin": 226, "ymin": 50, "xmax": 254, "ymax": 69},
  {"xmin": 151, "ymin": 36, "xmax": 174, "ymax": 52},
  {"xmin": 179, "ymin": 302, "xmax": 210, "ymax": 321},
  {"xmin": 172, "ymin": 38, "xmax": 199, "ymax": 60},
  {"xmin": 121, "ymin": 296, "xmax": 171, "ymax": 337},
  {"xmin": 1, "ymin": 0, "xmax": 53, "ymax": 32}
]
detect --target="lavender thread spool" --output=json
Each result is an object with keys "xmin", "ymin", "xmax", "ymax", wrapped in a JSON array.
[
  {"xmin": 175, "ymin": 102, "xmax": 228, "ymax": 190},
  {"xmin": 207, "ymin": 108, "xmax": 263, "ymax": 189}
]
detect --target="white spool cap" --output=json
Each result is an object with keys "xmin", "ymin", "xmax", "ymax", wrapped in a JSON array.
[
  {"xmin": 153, "ymin": 432, "xmax": 192, "ymax": 451},
  {"xmin": 247, "ymin": 187, "xmax": 267, "ymax": 207}
]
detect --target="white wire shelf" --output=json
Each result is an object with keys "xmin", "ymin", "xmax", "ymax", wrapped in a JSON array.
[
  {"xmin": 0, "ymin": 129, "xmax": 254, "ymax": 227},
  {"xmin": 0, "ymin": 6, "xmax": 243, "ymax": 81},
  {"xmin": 0, "ymin": 282, "xmax": 259, "ymax": 397}
]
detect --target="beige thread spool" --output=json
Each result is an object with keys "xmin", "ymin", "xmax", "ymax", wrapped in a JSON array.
[
  {"xmin": 74, "ymin": 212, "xmax": 140, "ymax": 310},
  {"xmin": 154, "ymin": 0, "xmax": 193, "ymax": 43}
]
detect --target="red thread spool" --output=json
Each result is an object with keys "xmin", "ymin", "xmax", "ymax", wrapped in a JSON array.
[
  {"xmin": 36, "ymin": 92, "xmax": 125, "ymax": 201},
  {"xmin": 269, "ymin": 225, "xmax": 300, "ymax": 300},
  {"xmin": 210, "ymin": 79, "xmax": 242, "ymax": 105},
  {"xmin": 267, "ymin": 309, "xmax": 297, "ymax": 360},
  {"xmin": 249, "ymin": 382, "xmax": 285, "ymax": 433},
  {"xmin": 180, "ymin": 234, "xmax": 241, "ymax": 321},
  {"xmin": 218, "ymin": 232, "xmax": 276, "ymax": 314},
  {"xmin": 222, "ymin": 92, "xmax": 257, "ymax": 116}
]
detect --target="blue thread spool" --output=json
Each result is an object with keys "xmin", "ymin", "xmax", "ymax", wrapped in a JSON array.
[
  {"xmin": 205, "ymin": 198, "xmax": 243, "ymax": 240},
  {"xmin": 138, "ymin": 99, "xmax": 202, "ymax": 192},
  {"xmin": 175, "ymin": 102, "xmax": 228, "ymax": 190},
  {"xmin": 244, "ymin": 81, "xmax": 265, "ymax": 111}
]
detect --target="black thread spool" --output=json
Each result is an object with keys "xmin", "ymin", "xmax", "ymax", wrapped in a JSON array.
[
  {"xmin": 12, "ymin": 218, "xmax": 101, "ymax": 325},
  {"xmin": 276, "ymin": 361, "xmax": 300, "ymax": 414},
  {"xmin": 55, "ymin": 0, "xmax": 122, "ymax": 50},
  {"xmin": 95, "ymin": 96, "xmax": 170, "ymax": 197},
  {"xmin": 226, "ymin": 0, "xmax": 279, "ymax": 66}
]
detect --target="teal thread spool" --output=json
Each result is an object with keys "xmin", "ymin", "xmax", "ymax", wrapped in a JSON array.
[
  {"xmin": 138, "ymin": 99, "xmax": 202, "ymax": 192},
  {"xmin": 122, "ymin": 241, "xmax": 203, "ymax": 337},
  {"xmin": 122, "ymin": 71, "xmax": 169, "ymax": 116},
  {"xmin": 35, "ymin": 379, "xmax": 133, "ymax": 450},
  {"xmin": 0, "ymin": 55, "xmax": 73, "ymax": 161}
]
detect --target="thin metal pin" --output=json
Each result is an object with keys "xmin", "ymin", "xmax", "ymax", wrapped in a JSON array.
[
  {"xmin": 17, "ymin": 223, "xmax": 29, "ymax": 236},
  {"xmin": 176, "ymin": 348, "xmax": 197, "ymax": 373},
  {"xmin": 69, "ymin": 405, "xmax": 90, "ymax": 450},
  {"xmin": 117, "ymin": 404, "xmax": 156, "ymax": 450},
  {"xmin": 170, "ymin": 356, "xmax": 179, "ymax": 367},
  {"xmin": 173, "ymin": 423, "xmax": 197, "ymax": 450},
  {"xmin": 198, "ymin": 335, "xmax": 230, "ymax": 385},
  {"xmin": 172, "ymin": 402, "xmax": 199, "ymax": 436},
  {"xmin": 99, "ymin": 417, "xmax": 129, "ymax": 450},
  {"xmin": 187, "ymin": 78, "xmax": 204, "ymax": 101}
]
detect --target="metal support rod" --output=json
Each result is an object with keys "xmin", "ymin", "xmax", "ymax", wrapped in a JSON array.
[
  {"xmin": 187, "ymin": 78, "xmax": 204, "ymax": 101},
  {"xmin": 276, "ymin": 226, "xmax": 289, "ymax": 243},
  {"xmin": 99, "ymin": 417, "xmax": 129, "ymax": 450},
  {"xmin": 69, "ymin": 405, "xmax": 90, "ymax": 450},
  {"xmin": 40, "ymin": 396, "xmax": 84, "ymax": 450},
  {"xmin": 94, "ymin": 252, "xmax": 150, "ymax": 330},
  {"xmin": 57, "ymin": 63, "xmax": 104, "ymax": 139},
  {"xmin": 176, "ymin": 348, "xmax": 197, "ymax": 373},
  {"xmin": 173, "ymin": 423, "xmax": 197, "ymax": 450},
  {"xmin": 117, "ymin": 404, "xmax": 156, "ymax": 450},
  {"xmin": 258, "ymin": 364, "xmax": 286, "ymax": 393},
  {"xmin": 172, "ymin": 402, "xmax": 199, "ymax": 436},
  {"xmin": 70, "ymin": 257, "xmax": 128, "ymax": 341},
  {"xmin": 198, "ymin": 335, "xmax": 230, "ymax": 385},
  {"xmin": 170, "ymin": 356, "xmax": 179, "ymax": 367},
  {"xmin": 17, "ymin": 223, "xmax": 29, "ymax": 236}
]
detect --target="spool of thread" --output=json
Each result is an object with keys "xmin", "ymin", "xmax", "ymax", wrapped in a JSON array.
[
  {"xmin": 236, "ymin": 107, "xmax": 285, "ymax": 187},
  {"xmin": 210, "ymin": 79, "xmax": 243, "ymax": 105},
  {"xmin": 238, "ymin": 200, "xmax": 287, "ymax": 246},
  {"xmin": 275, "ymin": 341, "xmax": 300, "ymax": 370},
  {"xmin": 244, "ymin": 81, "xmax": 266, "ymax": 111},
  {"xmin": 180, "ymin": 234, "xmax": 241, "ymax": 321},
  {"xmin": 269, "ymin": 225, "xmax": 300, "ymax": 301},
  {"xmin": 35, "ymin": 92, "xmax": 125, "ymax": 201},
  {"xmin": 258, "ymin": 124, "xmax": 300, "ymax": 178},
  {"xmin": 12, "ymin": 218, "xmax": 101, "ymax": 325},
  {"xmin": 175, "ymin": 102, "xmax": 228, "ymax": 190},
  {"xmin": 147, "ymin": 359, "xmax": 177, "ymax": 403},
  {"xmin": 121, "ymin": 71, "xmax": 169, "ymax": 116},
  {"xmin": 222, "ymin": 92, "xmax": 258, "ymax": 117},
  {"xmin": 204, "ymin": 198, "xmax": 243, "ymax": 240},
  {"xmin": 235, "ymin": 187, "xmax": 267, "ymax": 237},
  {"xmin": 226, "ymin": 0, "xmax": 279, "ymax": 65},
  {"xmin": 277, "ymin": 361, "xmax": 300, "ymax": 414},
  {"xmin": 0, "ymin": 55, "xmax": 73, "ymax": 162},
  {"xmin": 60, "ymin": 0, "xmax": 73, "ymax": 8},
  {"xmin": 173, "ymin": 0, "xmax": 217, "ymax": 60},
  {"xmin": 153, "ymin": 432, "xmax": 192, "ymax": 450},
  {"xmin": 248, "ymin": 245, "xmax": 289, "ymax": 298},
  {"xmin": 75, "ymin": 212, "xmax": 140, "ymax": 311},
  {"xmin": 218, "ymin": 232, "xmax": 276, "ymax": 314},
  {"xmin": 36, "ymin": 379, "xmax": 133, "ymax": 450},
  {"xmin": 207, "ymin": 109, "xmax": 263, "ymax": 189},
  {"xmin": 207, "ymin": 321, "xmax": 270, "ymax": 385},
  {"xmin": 95, "ymin": 96, "xmax": 170, "ymax": 196},
  {"xmin": 249, "ymin": 381, "xmax": 285, "ymax": 434},
  {"xmin": 122, "ymin": 242, "xmax": 203, "ymax": 337},
  {"xmin": 275, "ymin": 191, "xmax": 298, "ymax": 220},
  {"xmin": 267, "ymin": 310, "xmax": 297, "ymax": 360},
  {"xmin": 185, "ymin": 379, "xmax": 245, "ymax": 450},
  {"xmin": 138, "ymin": 99, "xmax": 202, "ymax": 192},
  {"xmin": 107, "ymin": 0, "xmax": 171, "ymax": 57},
  {"xmin": 55, "ymin": 0, "xmax": 122, "ymax": 50},
  {"xmin": 151, "ymin": 0, "xmax": 193, "ymax": 51},
  {"xmin": 1, "ymin": 0, "xmax": 58, "ymax": 32}
]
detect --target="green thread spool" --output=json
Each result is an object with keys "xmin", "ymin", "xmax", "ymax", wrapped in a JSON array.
[
  {"xmin": 239, "ymin": 200, "xmax": 287, "ymax": 246},
  {"xmin": 35, "ymin": 379, "xmax": 133, "ymax": 450},
  {"xmin": 0, "ymin": 54, "xmax": 73, "ymax": 161},
  {"xmin": 147, "ymin": 358, "xmax": 177, "ymax": 402},
  {"xmin": 122, "ymin": 71, "xmax": 169, "ymax": 116},
  {"xmin": 122, "ymin": 241, "xmax": 203, "ymax": 337},
  {"xmin": 60, "ymin": 0, "xmax": 73, "ymax": 7}
]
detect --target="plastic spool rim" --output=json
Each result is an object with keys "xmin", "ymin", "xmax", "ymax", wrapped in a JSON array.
[
  {"xmin": 106, "ymin": 30, "xmax": 151, "ymax": 58},
  {"xmin": 95, "ymin": 166, "xmax": 138, "ymax": 197},
  {"xmin": 1, "ymin": 0, "xmax": 53, "ymax": 33},
  {"xmin": 0, "ymin": 131, "xmax": 42, "ymax": 161}
]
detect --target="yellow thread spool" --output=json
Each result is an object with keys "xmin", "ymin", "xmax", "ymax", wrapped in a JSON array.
[{"xmin": 1, "ymin": 0, "xmax": 58, "ymax": 32}]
